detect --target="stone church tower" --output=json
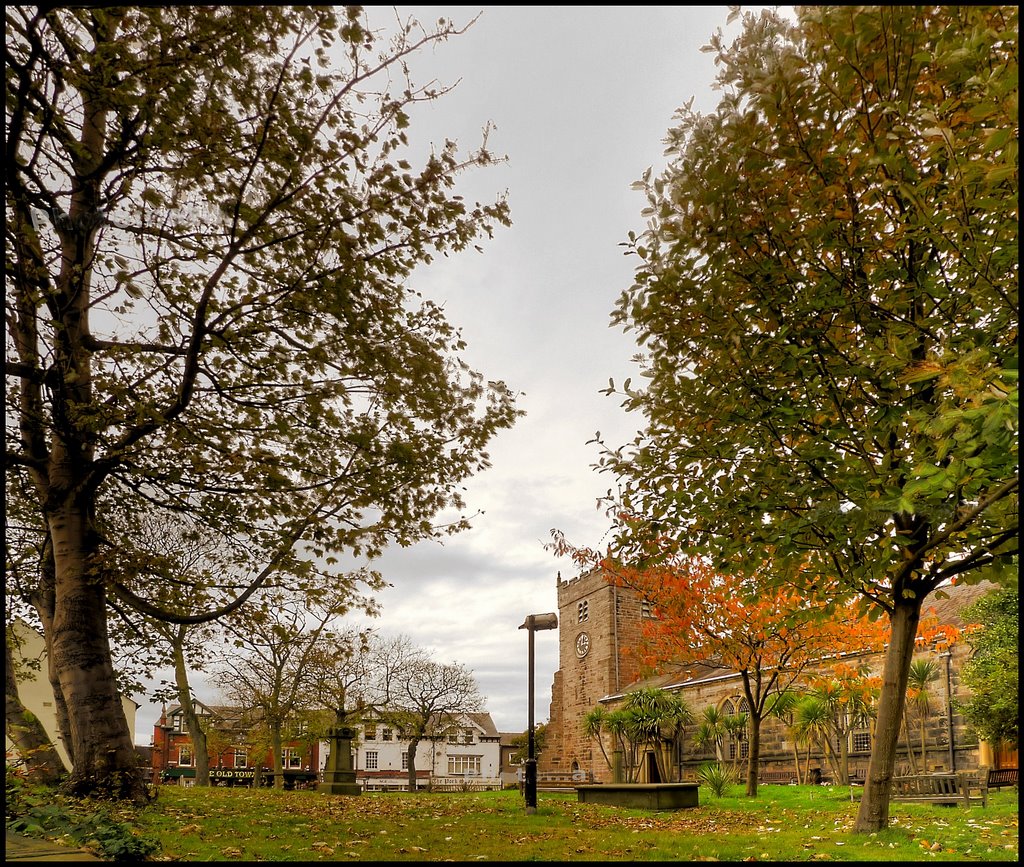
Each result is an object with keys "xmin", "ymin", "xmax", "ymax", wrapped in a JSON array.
[{"xmin": 538, "ymin": 568, "xmax": 651, "ymax": 779}]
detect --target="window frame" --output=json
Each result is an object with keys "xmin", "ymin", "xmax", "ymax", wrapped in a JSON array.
[{"xmin": 447, "ymin": 754, "xmax": 482, "ymax": 776}]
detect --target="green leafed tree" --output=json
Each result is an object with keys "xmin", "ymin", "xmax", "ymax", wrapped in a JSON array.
[
  {"xmin": 957, "ymin": 585, "xmax": 1019, "ymax": 753},
  {"xmin": 599, "ymin": 6, "xmax": 1017, "ymax": 832},
  {"xmin": 5, "ymin": 6, "xmax": 517, "ymax": 801}
]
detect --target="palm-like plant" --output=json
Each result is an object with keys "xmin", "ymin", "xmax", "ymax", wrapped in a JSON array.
[
  {"xmin": 765, "ymin": 689, "xmax": 804, "ymax": 784},
  {"xmin": 696, "ymin": 761, "xmax": 733, "ymax": 797},
  {"xmin": 692, "ymin": 705, "xmax": 727, "ymax": 763},
  {"xmin": 582, "ymin": 707, "xmax": 612, "ymax": 773},
  {"xmin": 793, "ymin": 695, "xmax": 834, "ymax": 784},
  {"xmin": 722, "ymin": 712, "xmax": 749, "ymax": 773},
  {"xmin": 603, "ymin": 709, "xmax": 635, "ymax": 781},
  {"xmin": 906, "ymin": 658, "xmax": 939, "ymax": 770},
  {"xmin": 621, "ymin": 688, "xmax": 693, "ymax": 782}
]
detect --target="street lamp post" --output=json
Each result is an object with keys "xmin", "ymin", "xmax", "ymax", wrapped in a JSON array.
[{"xmin": 519, "ymin": 612, "xmax": 558, "ymax": 815}]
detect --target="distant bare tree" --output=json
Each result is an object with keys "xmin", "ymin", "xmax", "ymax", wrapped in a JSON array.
[
  {"xmin": 216, "ymin": 588, "xmax": 353, "ymax": 788},
  {"xmin": 369, "ymin": 635, "xmax": 484, "ymax": 790}
]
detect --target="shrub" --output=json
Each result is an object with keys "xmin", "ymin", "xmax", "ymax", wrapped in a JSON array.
[
  {"xmin": 6, "ymin": 765, "xmax": 160, "ymax": 862},
  {"xmin": 696, "ymin": 762, "xmax": 733, "ymax": 797}
]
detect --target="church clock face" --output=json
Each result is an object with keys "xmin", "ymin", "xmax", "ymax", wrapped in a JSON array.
[{"xmin": 575, "ymin": 632, "xmax": 590, "ymax": 658}]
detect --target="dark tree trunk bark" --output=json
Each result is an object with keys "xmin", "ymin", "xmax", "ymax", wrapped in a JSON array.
[
  {"xmin": 745, "ymin": 712, "xmax": 762, "ymax": 798},
  {"xmin": 854, "ymin": 599, "xmax": 921, "ymax": 832},
  {"xmin": 271, "ymin": 725, "xmax": 284, "ymax": 789},
  {"xmin": 406, "ymin": 738, "xmax": 421, "ymax": 791},
  {"xmin": 49, "ymin": 502, "xmax": 148, "ymax": 802},
  {"xmin": 173, "ymin": 633, "xmax": 210, "ymax": 786}
]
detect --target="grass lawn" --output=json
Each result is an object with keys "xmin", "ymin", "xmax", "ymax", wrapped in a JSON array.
[{"xmin": 124, "ymin": 783, "xmax": 1018, "ymax": 861}]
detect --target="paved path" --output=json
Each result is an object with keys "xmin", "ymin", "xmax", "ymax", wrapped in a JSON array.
[{"xmin": 6, "ymin": 833, "xmax": 105, "ymax": 862}]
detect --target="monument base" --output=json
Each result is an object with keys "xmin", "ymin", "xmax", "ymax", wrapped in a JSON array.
[{"xmin": 318, "ymin": 779, "xmax": 362, "ymax": 796}]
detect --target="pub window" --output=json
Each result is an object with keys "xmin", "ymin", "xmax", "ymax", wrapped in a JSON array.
[
  {"xmin": 366, "ymin": 751, "xmax": 378, "ymax": 770},
  {"xmin": 233, "ymin": 748, "xmax": 247, "ymax": 769},
  {"xmin": 448, "ymin": 755, "xmax": 481, "ymax": 776},
  {"xmin": 364, "ymin": 725, "xmax": 376, "ymax": 740},
  {"xmin": 282, "ymin": 748, "xmax": 302, "ymax": 769},
  {"xmin": 448, "ymin": 730, "xmax": 460, "ymax": 744},
  {"xmin": 641, "ymin": 598, "xmax": 654, "ymax": 618},
  {"xmin": 178, "ymin": 746, "xmax": 193, "ymax": 766},
  {"xmin": 172, "ymin": 714, "xmax": 183, "ymax": 732},
  {"xmin": 382, "ymin": 728, "xmax": 392, "ymax": 741},
  {"xmin": 577, "ymin": 600, "xmax": 589, "ymax": 623},
  {"xmin": 463, "ymin": 728, "xmax": 474, "ymax": 745},
  {"xmin": 401, "ymin": 752, "xmax": 409, "ymax": 770}
]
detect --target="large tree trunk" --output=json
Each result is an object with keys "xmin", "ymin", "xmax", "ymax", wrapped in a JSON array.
[
  {"xmin": 854, "ymin": 599, "xmax": 921, "ymax": 833},
  {"xmin": 5, "ymin": 633, "xmax": 66, "ymax": 785},
  {"xmin": 173, "ymin": 634, "xmax": 210, "ymax": 786},
  {"xmin": 406, "ymin": 738, "xmax": 421, "ymax": 791},
  {"xmin": 745, "ymin": 713, "xmax": 761, "ymax": 798},
  {"xmin": 271, "ymin": 725, "xmax": 284, "ymax": 789},
  {"xmin": 49, "ymin": 503, "xmax": 148, "ymax": 802}
]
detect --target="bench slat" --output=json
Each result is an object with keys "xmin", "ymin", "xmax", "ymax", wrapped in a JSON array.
[{"xmin": 890, "ymin": 774, "xmax": 987, "ymax": 808}]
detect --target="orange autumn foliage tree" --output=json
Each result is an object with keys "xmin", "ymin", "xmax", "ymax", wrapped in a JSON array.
[
  {"xmin": 630, "ymin": 563, "xmax": 888, "ymax": 798},
  {"xmin": 550, "ymin": 533, "xmax": 887, "ymax": 798}
]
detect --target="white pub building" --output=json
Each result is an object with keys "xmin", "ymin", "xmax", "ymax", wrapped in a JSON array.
[{"xmin": 353, "ymin": 711, "xmax": 503, "ymax": 791}]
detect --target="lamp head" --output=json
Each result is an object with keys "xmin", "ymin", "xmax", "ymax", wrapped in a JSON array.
[{"xmin": 519, "ymin": 612, "xmax": 558, "ymax": 631}]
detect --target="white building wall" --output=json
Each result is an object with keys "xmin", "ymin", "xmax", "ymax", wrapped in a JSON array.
[
  {"xmin": 353, "ymin": 713, "xmax": 502, "ymax": 790},
  {"xmin": 7, "ymin": 620, "xmax": 138, "ymax": 771}
]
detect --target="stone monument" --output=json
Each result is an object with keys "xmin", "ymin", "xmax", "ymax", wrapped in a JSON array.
[{"xmin": 318, "ymin": 726, "xmax": 361, "ymax": 796}]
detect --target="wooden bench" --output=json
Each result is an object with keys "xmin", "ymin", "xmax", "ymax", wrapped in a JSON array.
[
  {"xmin": 984, "ymin": 767, "xmax": 1018, "ymax": 790},
  {"xmin": 759, "ymin": 770, "xmax": 798, "ymax": 785},
  {"xmin": 891, "ymin": 773, "xmax": 987, "ymax": 807}
]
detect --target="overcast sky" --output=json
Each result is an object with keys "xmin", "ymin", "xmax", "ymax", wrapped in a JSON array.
[{"xmin": 134, "ymin": 5, "xmax": 782, "ymax": 743}]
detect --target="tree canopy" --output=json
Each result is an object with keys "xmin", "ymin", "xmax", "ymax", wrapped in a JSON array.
[
  {"xmin": 6, "ymin": 5, "xmax": 517, "ymax": 799},
  {"xmin": 596, "ymin": 5, "xmax": 1017, "ymax": 832}
]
